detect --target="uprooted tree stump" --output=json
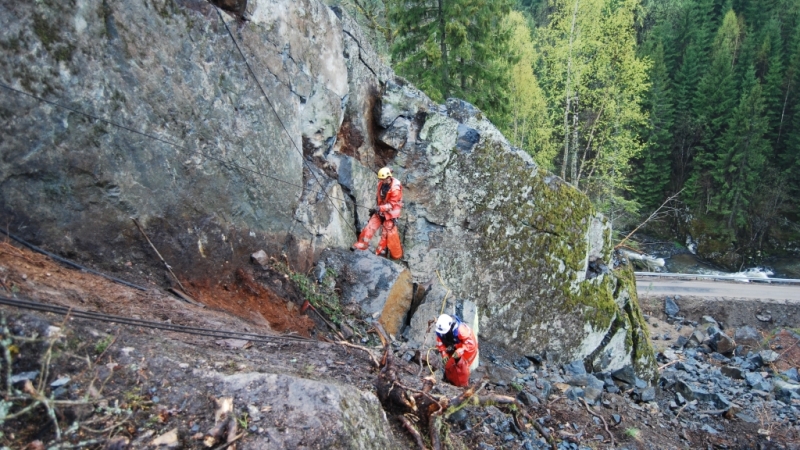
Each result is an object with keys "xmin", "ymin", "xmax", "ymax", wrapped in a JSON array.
[{"xmin": 371, "ymin": 323, "xmax": 556, "ymax": 450}]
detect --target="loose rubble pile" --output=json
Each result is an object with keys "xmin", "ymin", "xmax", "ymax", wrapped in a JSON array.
[
  {"xmin": 445, "ymin": 296, "xmax": 800, "ymax": 449},
  {"xmin": 653, "ymin": 299, "xmax": 800, "ymax": 431}
]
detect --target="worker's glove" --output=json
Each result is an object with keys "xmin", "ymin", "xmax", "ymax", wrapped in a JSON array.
[
  {"xmin": 442, "ymin": 355, "xmax": 450, "ymax": 364},
  {"xmin": 368, "ymin": 208, "xmax": 377, "ymax": 216},
  {"xmin": 453, "ymin": 352, "xmax": 461, "ymax": 361},
  {"xmin": 445, "ymin": 345, "xmax": 455, "ymax": 354}
]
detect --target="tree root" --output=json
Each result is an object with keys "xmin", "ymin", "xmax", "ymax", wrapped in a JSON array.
[
  {"xmin": 399, "ymin": 415, "xmax": 426, "ymax": 450},
  {"xmin": 371, "ymin": 322, "xmax": 541, "ymax": 449}
]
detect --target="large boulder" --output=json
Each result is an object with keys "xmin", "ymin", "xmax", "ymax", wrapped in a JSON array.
[
  {"xmin": 0, "ymin": 0, "xmax": 351, "ymax": 279},
  {"xmin": 199, "ymin": 370, "xmax": 398, "ymax": 450},
  {"xmin": 0, "ymin": 0, "xmax": 656, "ymax": 379},
  {"xmin": 320, "ymin": 248, "xmax": 412, "ymax": 337},
  {"xmin": 378, "ymin": 86, "xmax": 655, "ymax": 378}
]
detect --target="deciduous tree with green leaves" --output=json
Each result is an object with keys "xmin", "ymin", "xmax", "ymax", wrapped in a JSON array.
[
  {"xmin": 533, "ymin": 0, "xmax": 650, "ymax": 223},
  {"xmin": 503, "ymin": 10, "xmax": 557, "ymax": 169}
]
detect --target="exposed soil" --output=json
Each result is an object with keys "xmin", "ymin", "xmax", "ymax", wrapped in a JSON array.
[{"xmin": 1, "ymin": 239, "xmax": 798, "ymax": 449}]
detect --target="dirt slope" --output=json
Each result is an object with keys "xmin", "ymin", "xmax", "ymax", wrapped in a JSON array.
[{"xmin": 1, "ymin": 239, "xmax": 798, "ymax": 449}]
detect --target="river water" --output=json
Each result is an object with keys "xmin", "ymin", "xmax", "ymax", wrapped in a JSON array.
[{"xmin": 662, "ymin": 253, "xmax": 800, "ymax": 279}]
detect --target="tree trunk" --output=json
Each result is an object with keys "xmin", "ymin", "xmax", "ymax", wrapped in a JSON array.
[
  {"xmin": 438, "ymin": 0, "xmax": 449, "ymax": 99},
  {"xmin": 570, "ymin": 95, "xmax": 579, "ymax": 184},
  {"xmin": 561, "ymin": 0, "xmax": 580, "ymax": 181}
]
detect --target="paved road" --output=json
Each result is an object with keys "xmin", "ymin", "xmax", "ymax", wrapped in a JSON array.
[{"xmin": 635, "ymin": 277, "xmax": 800, "ymax": 301}]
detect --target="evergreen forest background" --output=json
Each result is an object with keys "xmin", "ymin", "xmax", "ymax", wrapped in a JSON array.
[{"xmin": 332, "ymin": 0, "xmax": 800, "ymax": 269}]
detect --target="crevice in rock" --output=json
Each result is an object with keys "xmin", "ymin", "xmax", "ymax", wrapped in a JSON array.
[
  {"xmin": 336, "ymin": 119, "xmax": 364, "ymax": 158},
  {"xmin": 207, "ymin": 0, "xmax": 248, "ymax": 19},
  {"xmin": 341, "ymin": 29, "xmax": 377, "ymax": 77},
  {"xmin": 413, "ymin": 110, "xmax": 428, "ymax": 136},
  {"xmin": 520, "ymin": 220, "xmax": 562, "ymax": 238},
  {"xmin": 585, "ymin": 313, "xmax": 623, "ymax": 373},
  {"xmin": 403, "ymin": 280, "xmax": 431, "ymax": 331}
]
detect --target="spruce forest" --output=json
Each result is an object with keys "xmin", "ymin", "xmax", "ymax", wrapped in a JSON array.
[{"xmin": 339, "ymin": 0, "xmax": 800, "ymax": 269}]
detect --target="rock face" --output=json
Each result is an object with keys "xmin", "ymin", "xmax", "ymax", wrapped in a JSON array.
[
  {"xmin": 202, "ymin": 370, "xmax": 397, "ymax": 450},
  {"xmin": 0, "ymin": 0, "xmax": 655, "ymax": 378}
]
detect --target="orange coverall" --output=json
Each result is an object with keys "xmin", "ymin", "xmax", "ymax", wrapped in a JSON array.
[
  {"xmin": 353, "ymin": 177, "xmax": 403, "ymax": 258},
  {"xmin": 436, "ymin": 322, "xmax": 478, "ymax": 387}
]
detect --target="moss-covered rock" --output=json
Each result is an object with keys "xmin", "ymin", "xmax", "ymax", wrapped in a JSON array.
[{"xmin": 379, "ymin": 91, "xmax": 656, "ymax": 379}]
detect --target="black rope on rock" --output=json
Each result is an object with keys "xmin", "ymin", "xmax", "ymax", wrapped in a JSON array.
[
  {"xmin": 0, "ymin": 228, "xmax": 149, "ymax": 292},
  {"xmin": 213, "ymin": 6, "xmax": 359, "ymax": 235},
  {"xmin": 0, "ymin": 295, "xmax": 313, "ymax": 344}
]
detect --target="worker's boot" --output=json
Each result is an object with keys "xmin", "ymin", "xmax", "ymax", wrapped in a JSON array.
[
  {"xmin": 352, "ymin": 215, "xmax": 382, "ymax": 251},
  {"xmin": 351, "ymin": 239, "xmax": 369, "ymax": 251}
]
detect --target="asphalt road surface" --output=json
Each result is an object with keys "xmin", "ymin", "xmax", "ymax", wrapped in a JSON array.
[{"xmin": 635, "ymin": 277, "xmax": 800, "ymax": 301}]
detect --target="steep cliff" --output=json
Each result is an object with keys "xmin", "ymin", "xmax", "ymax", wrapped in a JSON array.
[{"xmin": 0, "ymin": 0, "xmax": 654, "ymax": 378}]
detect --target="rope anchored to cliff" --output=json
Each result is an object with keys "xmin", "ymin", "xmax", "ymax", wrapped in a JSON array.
[{"xmin": 213, "ymin": 6, "xmax": 358, "ymax": 235}]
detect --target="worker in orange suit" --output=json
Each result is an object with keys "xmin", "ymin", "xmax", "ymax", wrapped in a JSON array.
[
  {"xmin": 435, "ymin": 314, "xmax": 478, "ymax": 387},
  {"xmin": 352, "ymin": 167, "xmax": 403, "ymax": 259}
]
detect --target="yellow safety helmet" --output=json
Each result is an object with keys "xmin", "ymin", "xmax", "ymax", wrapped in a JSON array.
[{"xmin": 377, "ymin": 167, "xmax": 392, "ymax": 179}]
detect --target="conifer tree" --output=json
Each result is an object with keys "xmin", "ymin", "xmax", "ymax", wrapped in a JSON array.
[
  {"xmin": 686, "ymin": 9, "xmax": 741, "ymax": 213},
  {"xmin": 710, "ymin": 67, "xmax": 770, "ymax": 229},
  {"xmin": 781, "ymin": 23, "xmax": 800, "ymax": 199},
  {"xmin": 633, "ymin": 41, "xmax": 674, "ymax": 211},
  {"xmin": 387, "ymin": 0, "xmax": 514, "ymax": 122},
  {"xmin": 667, "ymin": 0, "xmax": 715, "ymax": 188},
  {"xmin": 758, "ymin": 20, "xmax": 788, "ymax": 157}
]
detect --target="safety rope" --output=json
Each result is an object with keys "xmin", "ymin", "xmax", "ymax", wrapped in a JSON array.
[
  {"xmin": 0, "ymin": 295, "xmax": 314, "ymax": 344},
  {"xmin": 213, "ymin": 6, "xmax": 357, "ymax": 235},
  {"xmin": 436, "ymin": 270, "xmax": 452, "ymax": 316},
  {"xmin": 0, "ymin": 228, "xmax": 148, "ymax": 292}
]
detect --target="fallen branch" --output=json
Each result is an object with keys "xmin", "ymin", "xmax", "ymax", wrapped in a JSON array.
[
  {"xmin": 132, "ymin": 218, "xmax": 190, "ymax": 295},
  {"xmin": 79, "ymin": 413, "xmax": 132, "ymax": 434},
  {"xmin": 616, "ymin": 189, "xmax": 684, "ymax": 249},
  {"xmin": 443, "ymin": 383, "xmax": 483, "ymax": 419},
  {"xmin": 581, "ymin": 398, "xmax": 615, "ymax": 447},
  {"xmin": 658, "ymin": 359, "xmax": 683, "ymax": 371},
  {"xmin": 674, "ymin": 403, "xmax": 690, "ymax": 420},
  {"xmin": 531, "ymin": 420, "xmax": 558, "ymax": 450},
  {"xmin": 429, "ymin": 409, "xmax": 444, "ymax": 450},
  {"xmin": 211, "ymin": 432, "xmax": 244, "ymax": 450},
  {"xmin": 168, "ymin": 287, "xmax": 205, "ymax": 308},
  {"xmin": 225, "ymin": 410, "xmax": 239, "ymax": 450},
  {"xmin": 205, "ymin": 397, "xmax": 234, "ymax": 447},
  {"xmin": 335, "ymin": 340, "xmax": 379, "ymax": 368},
  {"xmin": 557, "ymin": 430, "xmax": 582, "ymax": 443},
  {"xmin": 47, "ymin": 439, "xmax": 107, "ymax": 449},
  {"xmin": 303, "ymin": 301, "xmax": 345, "ymax": 340}
]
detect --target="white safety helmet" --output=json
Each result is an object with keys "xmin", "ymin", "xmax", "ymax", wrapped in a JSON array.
[{"xmin": 435, "ymin": 314, "xmax": 455, "ymax": 335}]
